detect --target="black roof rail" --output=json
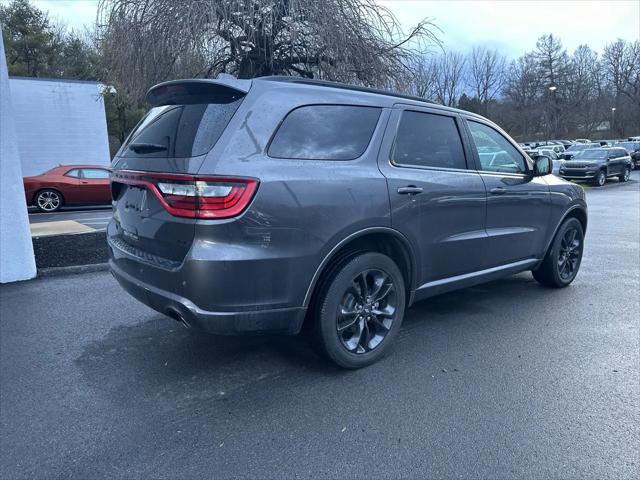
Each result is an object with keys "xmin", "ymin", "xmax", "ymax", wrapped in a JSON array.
[{"xmin": 257, "ymin": 75, "xmax": 436, "ymax": 106}]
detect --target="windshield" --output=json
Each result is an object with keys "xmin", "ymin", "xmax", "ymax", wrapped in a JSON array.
[{"xmin": 575, "ymin": 149, "xmax": 608, "ymax": 159}]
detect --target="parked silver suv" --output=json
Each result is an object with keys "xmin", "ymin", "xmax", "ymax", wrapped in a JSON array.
[{"xmin": 109, "ymin": 76, "xmax": 587, "ymax": 368}]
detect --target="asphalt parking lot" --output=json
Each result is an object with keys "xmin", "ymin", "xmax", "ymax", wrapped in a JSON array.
[
  {"xmin": 2, "ymin": 174, "xmax": 639, "ymax": 479},
  {"xmin": 29, "ymin": 207, "xmax": 112, "ymax": 232}
]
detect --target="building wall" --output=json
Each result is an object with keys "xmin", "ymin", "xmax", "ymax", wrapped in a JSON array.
[
  {"xmin": 9, "ymin": 77, "xmax": 111, "ymax": 177},
  {"xmin": 1, "ymin": 34, "xmax": 36, "ymax": 282}
]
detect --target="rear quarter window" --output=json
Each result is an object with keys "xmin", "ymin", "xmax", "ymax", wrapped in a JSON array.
[
  {"xmin": 122, "ymin": 98, "xmax": 244, "ymax": 159},
  {"xmin": 268, "ymin": 105, "xmax": 381, "ymax": 160}
]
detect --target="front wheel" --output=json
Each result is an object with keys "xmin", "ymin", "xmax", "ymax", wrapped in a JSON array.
[
  {"xmin": 311, "ymin": 252, "xmax": 406, "ymax": 368},
  {"xmin": 533, "ymin": 217, "xmax": 584, "ymax": 288},
  {"xmin": 619, "ymin": 167, "xmax": 631, "ymax": 182},
  {"xmin": 591, "ymin": 170, "xmax": 606, "ymax": 187}
]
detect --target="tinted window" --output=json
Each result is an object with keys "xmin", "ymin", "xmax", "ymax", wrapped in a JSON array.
[
  {"xmin": 64, "ymin": 169, "xmax": 81, "ymax": 178},
  {"xmin": 391, "ymin": 111, "xmax": 466, "ymax": 169},
  {"xmin": 123, "ymin": 98, "xmax": 244, "ymax": 158},
  {"xmin": 268, "ymin": 105, "xmax": 381, "ymax": 160},
  {"xmin": 82, "ymin": 169, "xmax": 110, "ymax": 179},
  {"xmin": 467, "ymin": 121, "xmax": 527, "ymax": 173}
]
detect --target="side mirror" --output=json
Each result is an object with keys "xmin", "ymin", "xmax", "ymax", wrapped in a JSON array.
[{"xmin": 533, "ymin": 155, "xmax": 552, "ymax": 176}]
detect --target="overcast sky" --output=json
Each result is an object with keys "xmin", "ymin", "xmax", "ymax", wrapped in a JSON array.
[{"xmin": 26, "ymin": 0, "xmax": 640, "ymax": 58}]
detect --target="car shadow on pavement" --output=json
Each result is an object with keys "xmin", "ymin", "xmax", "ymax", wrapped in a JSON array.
[{"xmin": 75, "ymin": 273, "xmax": 551, "ymax": 403}]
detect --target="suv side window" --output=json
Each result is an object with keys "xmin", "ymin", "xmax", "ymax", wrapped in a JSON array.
[
  {"xmin": 391, "ymin": 111, "xmax": 467, "ymax": 170},
  {"xmin": 64, "ymin": 169, "xmax": 82, "ymax": 178},
  {"xmin": 268, "ymin": 105, "xmax": 381, "ymax": 160},
  {"xmin": 467, "ymin": 121, "xmax": 527, "ymax": 174},
  {"xmin": 82, "ymin": 169, "xmax": 110, "ymax": 179}
]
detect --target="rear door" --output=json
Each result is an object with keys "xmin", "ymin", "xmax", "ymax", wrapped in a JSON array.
[
  {"xmin": 79, "ymin": 168, "xmax": 111, "ymax": 204},
  {"xmin": 609, "ymin": 148, "xmax": 626, "ymax": 174},
  {"xmin": 378, "ymin": 105, "xmax": 487, "ymax": 288},
  {"xmin": 110, "ymin": 81, "xmax": 247, "ymax": 263},
  {"xmin": 463, "ymin": 118, "xmax": 550, "ymax": 267}
]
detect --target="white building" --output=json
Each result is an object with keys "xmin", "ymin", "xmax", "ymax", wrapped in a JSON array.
[
  {"xmin": 1, "ymin": 34, "xmax": 36, "ymax": 283},
  {"xmin": 8, "ymin": 77, "xmax": 111, "ymax": 177}
]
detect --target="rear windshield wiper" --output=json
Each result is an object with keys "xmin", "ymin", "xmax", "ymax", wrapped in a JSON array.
[{"xmin": 128, "ymin": 143, "xmax": 168, "ymax": 154}]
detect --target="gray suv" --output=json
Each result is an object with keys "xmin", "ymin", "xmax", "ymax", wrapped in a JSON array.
[
  {"xmin": 559, "ymin": 147, "xmax": 632, "ymax": 186},
  {"xmin": 108, "ymin": 76, "xmax": 587, "ymax": 368}
]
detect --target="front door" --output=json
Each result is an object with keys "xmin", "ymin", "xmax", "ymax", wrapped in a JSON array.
[
  {"xmin": 463, "ymin": 119, "xmax": 550, "ymax": 267},
  {"xmin": 378, "ymin": 106, "xmax": 487, "ymax": 288}
]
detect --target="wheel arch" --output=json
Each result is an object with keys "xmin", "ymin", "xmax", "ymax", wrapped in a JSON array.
[
  {"xmin": 33, "ymin": 187, "xmax": 65, "ymax": 206},
  {"xmin": 539, "ymin": 204, "xmax": 587, "ymax": 264},
  {"xmin": 302, "ymin": 227, "xmax": 417, "ymax": 310}
]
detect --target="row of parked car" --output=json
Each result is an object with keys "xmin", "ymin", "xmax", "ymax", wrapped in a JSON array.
[
  {"xmin": 23, "ymin": 135, "xmax": 640, "ymax": 214},
  {"xmin": 519, "ymin": 137, "xmax": 640, "ymax": 186}
]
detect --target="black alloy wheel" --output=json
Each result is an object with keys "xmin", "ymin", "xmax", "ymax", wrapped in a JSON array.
[
  {"xmin": 533, "ymin": 217, "xmax": 584, "ymax": 288},
  {"xmin": 312, "ymin": 252, "xmax": 406, "ymax": 368},
  {"xmin": 337, "ymin": 269, "xmax": 398, "ymax": 354},
  {"xmin": 557, "ymin": 227, "xmax": 582, "ymax": 282}
]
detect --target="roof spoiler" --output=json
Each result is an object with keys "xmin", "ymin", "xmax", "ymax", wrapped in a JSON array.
[{"xmin": 146, "ymin": 75, "xmax": 252, "ymax": 106}]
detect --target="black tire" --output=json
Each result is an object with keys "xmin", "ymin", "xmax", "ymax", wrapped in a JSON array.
[
  {"xmin": 619, "ymin": 167, "xmax": 631, "ymax": 182},
  {"xmin": 34, "ymin": 189, "xmax": 64, "ymax": 212},
  {"xmin": 311, "ymin": 252, "xmax": 406, "ymax": 368},
  {"xmin": 591, "ymin": 170, "xmax": 606, "ymax": 187},
  {"xmin": 532, "ymin": 217, "xmax": 584, "ymax": 288}
]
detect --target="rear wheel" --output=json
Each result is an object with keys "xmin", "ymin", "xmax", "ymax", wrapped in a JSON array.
[
  {"xmin": 311, "ymin": 252, "xmax": 406, "ymax": 368},
  {"xmin": 532, "ymin": 217, "xmax": 584, "ymax": 288},
  {"xmin": 591, "ymin": 170, "xmax": 606, "ymax": 187},
  {"xmin": 619, "ymin": 167, "xmax": 630, "ymax": 182},
  {"xmin": 35, "ymin": 189, "xmax": 63, "ymax": 213}
]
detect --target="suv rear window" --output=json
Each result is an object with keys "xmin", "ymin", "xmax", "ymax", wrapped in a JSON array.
[
  {"xmin": 122, "ymin": 98, "xmax": 244, "ymax": 159},
  {"xmin": 268, "ymin": 105, "xmax": 381, "ymax": 160}
]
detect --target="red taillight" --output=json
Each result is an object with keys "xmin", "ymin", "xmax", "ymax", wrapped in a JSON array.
[{"xmin": 111, "ymin": 171, "xmax": 258, "ymax": 219}]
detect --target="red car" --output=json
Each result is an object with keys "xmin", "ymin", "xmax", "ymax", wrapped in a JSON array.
[{"xmin": 24, "ymin": 165, "xmax": 111, "ymax": 213}]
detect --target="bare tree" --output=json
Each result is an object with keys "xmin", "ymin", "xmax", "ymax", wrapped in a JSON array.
[
  {"xmin": 467, "ymin": 46, "xmax": 505, "ymax": 116},
  {"xmin": 502, "ymin": 53, "xmax": 543, "ymax": 137},
  {"xmin": 602, "ymin": 39, "xmax": 640, "ymax": 136},
  {"xmin": 534, "ymin": 34, "xmax": 570, "ymax": 137},
  {"xmin": 97, "ymin": 0, "xmax": 439, "ymax": 98},
  {"xmin": 565, "ymin": 45, "xmax": 602, "ymax": 136},
  {"xmin": 427, "ymin": 50, "xmax": 466, "ymax": 107},
  {"xmin": 603, "ymin": 39, "xmax": 640, "ymax": 106},
  {"xmin": 406, "ymin": 54, "xmax": 438, "ymax": 99}
]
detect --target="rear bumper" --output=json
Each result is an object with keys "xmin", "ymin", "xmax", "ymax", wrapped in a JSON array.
[{"xmin": 109, "ymin": 258, "xmax": 307, "ymax": 335}]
